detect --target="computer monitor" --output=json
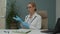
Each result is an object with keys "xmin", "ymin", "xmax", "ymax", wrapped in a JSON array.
[{"xmin": 53, "ymin": 18, "xmax": 60, "ymax": 34}]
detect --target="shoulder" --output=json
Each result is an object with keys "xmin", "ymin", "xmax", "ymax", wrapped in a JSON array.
[
  {"xmin": 36, "ymin": 13, "xmax": 41, "ymax": 18},
  {"xmin": 25, "ymin": 15, "xmax": 29, "ymax": 19},
  {"xmin": 25, "ymin": 14, "xmax": 29, "ymax": 18}
]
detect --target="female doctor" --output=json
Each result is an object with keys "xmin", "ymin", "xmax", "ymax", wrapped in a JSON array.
[{"xmin": 13, "ymin": 2, "xmax": 42, "ymax": 30}]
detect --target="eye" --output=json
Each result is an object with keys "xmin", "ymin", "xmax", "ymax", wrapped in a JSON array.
[{"xmin": 28, "ymin": 7, "xmax": 31, "ymax": 8}]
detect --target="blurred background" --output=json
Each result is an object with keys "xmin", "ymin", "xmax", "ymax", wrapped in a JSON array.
[{"xmin": 0, "ymin": 0, "xmax": 58, "ymax": 31}]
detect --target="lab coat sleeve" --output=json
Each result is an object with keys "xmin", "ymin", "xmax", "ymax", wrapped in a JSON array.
[{"xmin": 29, "ymin": 16, "xmax": 42, "ymax": 30}]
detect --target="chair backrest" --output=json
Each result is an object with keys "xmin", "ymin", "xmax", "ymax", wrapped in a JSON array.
[{"xmin": 37, "ymin": 10, "xmax": 48, "ymax": 29}]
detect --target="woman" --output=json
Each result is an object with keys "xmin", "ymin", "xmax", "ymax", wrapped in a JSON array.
[{"xmin": 13, "ymin": 2, "xmax": 41, "ymax": 30}]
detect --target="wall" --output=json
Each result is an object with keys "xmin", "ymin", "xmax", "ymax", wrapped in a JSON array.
[
  {"xmin": 56, "ymin": 0, "xmax": 60, "ymax": 21},
  {"xmin": 48, "ymin": 0, "xmax": 56, "ymax": 30},
  {"xmin": 0, "ymin": 0, "xmax": 6, "ymax": 29}
]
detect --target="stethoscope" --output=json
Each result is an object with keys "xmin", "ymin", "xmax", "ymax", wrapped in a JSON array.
[{"xmin": 26, "ymin": 16, "xmax": 37, "ymax": 24}]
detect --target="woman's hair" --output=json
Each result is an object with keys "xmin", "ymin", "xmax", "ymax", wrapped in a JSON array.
[{"xmin": 28, "ymin": 2, "xmax": 37, "ymax": 11}]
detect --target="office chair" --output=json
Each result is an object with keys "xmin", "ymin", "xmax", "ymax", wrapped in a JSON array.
[{"xmin": 37, "ymin": 10, "xmax": 48, "ymax": 29}]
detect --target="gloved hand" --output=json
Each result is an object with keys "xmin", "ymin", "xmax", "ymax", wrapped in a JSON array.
[
  {"xmin": 22, "ymin": 22, "xmax": 29, "ymax": 29},
  {"xmin": 13, "ymin": 16, "xmax": 29, "ymax": 28},
  {"xmin": 13, "ymin": 16, "xmax": 23, "ymax": 23}
]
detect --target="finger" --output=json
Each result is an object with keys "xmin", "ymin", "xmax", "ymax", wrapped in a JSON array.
[
  {"xmin": 16, "ymin": 15, "xmax": 19, "ymax": 18},
  {"xmin": 13, "ymin": 17, "xmax": 16, "ymax": 19}
]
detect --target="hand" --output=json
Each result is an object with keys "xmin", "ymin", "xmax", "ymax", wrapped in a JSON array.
[
  {"xmin": 13, "ymin": 16, "xmax": 23, "ymax": 23},
  {"xmin": 13, "ymin": 16, "xmax": 29, "ymax": 28},
  {"xmin": 22, "ymin": 22, "xmax": 29, "ymax": 29}
]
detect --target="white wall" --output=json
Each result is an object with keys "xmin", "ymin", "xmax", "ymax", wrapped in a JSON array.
[
  {"xmin": 56, "ymin": 0, "xmax": 60, "ymax": 21},
  {"xmin": 0, "ymin": 0, "xmax": 6, "ymax": 29}
]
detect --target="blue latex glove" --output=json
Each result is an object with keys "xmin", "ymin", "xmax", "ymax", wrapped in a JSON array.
[
  {"xmin": 22, "ymin": 22, "xmax": 29, "ymax": 29},
  {"xmin": 13, "ymin": 16, "xmax": 29, "ymax": 28},
  {"xmin": 13, "ymin": 16, "xmax": 23, "ymax": 23}
]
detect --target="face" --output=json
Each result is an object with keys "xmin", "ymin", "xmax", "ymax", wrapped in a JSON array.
[{"xmin": 27, "ymin": 4, "xmax": 35, "ymax": 14}]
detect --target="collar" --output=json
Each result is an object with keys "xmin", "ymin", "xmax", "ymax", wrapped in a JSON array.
[{"xmin": 28, "ymin": 12, "xmax": 38, "ymax": 19}]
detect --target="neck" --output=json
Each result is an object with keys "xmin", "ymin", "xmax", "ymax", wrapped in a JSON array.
[{"xmin": 29, "ymin": 12, "xmax": 35, "ymax": 18}]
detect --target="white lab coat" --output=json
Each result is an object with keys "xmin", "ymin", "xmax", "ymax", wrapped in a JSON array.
[{"xmin": 25, "ymin": 12, "xmax": 42, "ymax": 30}]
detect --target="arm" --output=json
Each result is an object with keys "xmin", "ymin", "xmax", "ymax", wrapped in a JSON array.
[{"xmin": 13, "ymin": 16, "xmax": 29, "ymax": 29}]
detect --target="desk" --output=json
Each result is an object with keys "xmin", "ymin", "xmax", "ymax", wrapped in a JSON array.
[
  {"xmin": 28, "ymin": 30, "xmax": 48, "ymax": 34},
  {"xmin": 0, "ymin": 29, "xmax": 50, "ymax": 34}
]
